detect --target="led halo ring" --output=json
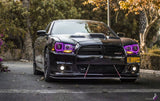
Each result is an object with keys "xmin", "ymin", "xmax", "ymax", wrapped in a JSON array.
[
  {"xmin": 54, "ymin": 42, "xmax": 74, "ymax": 53},
  {"xmin": 124, "ymin": 44, "xmax": 139, "ymax": 55},
  {"xmin": 55, "ymin": 42, "xmax": 64, "ymax": 51},
  {"xmin": 64, "ymin": 44, "xmax": 73, "ymax": 50}
]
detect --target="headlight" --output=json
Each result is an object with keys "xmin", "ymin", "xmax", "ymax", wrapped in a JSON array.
[
  {"xmin": 124, "ymin": 44, "xmax": 139, "ymax": 55},
  {"xmin": 133, "ymin": 45, "xmax": 138, "ymax": 51},
  {"xmin": 55, "ymin": 42, "xmax": 63, "ymax": 51},
  {"xmin": 64, "ymin": 44, "xmax": 73, "ymax": 50},
  {"xmin": 52, "ymin": 42, "xmax": 74, "ymax": 53}
]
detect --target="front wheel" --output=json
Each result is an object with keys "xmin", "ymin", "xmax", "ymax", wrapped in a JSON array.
[{"xmin": 44, "ymin": 48, "xmax": 52, "ymax": 82}]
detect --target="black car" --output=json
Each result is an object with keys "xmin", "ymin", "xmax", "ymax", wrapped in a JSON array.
[{"xmin": 33, "ymin": 19, "xmax": 140, "ymax": 82}]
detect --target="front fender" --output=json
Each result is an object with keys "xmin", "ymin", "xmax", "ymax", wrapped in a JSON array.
[{"xmin": 120, "ymin": 38, "xmax": 138, "ymax": 46}]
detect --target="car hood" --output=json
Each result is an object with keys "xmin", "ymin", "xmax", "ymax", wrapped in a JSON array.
[
  {"xmin": 120, "ymin": 37, "xmax": 138, "ymax": 46},
  {"xmin": 51, "ymin": 34, "xmax": 122, "ymax": 46}
]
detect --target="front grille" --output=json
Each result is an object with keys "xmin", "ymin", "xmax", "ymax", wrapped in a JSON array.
[
  {"xmin": 78, "ymin": 45, "xmax": 102, "ymax": 55},
  {"xmin": 104, "ymin": 46, "xmax": 124, "ymax": 56},
  {"xmin": 78, "ymin": 45, "xmax": 124, "ymax": 56},
  {"xmin": 77, "ymin": 65, "xmax": 124, "ymax": 74}
]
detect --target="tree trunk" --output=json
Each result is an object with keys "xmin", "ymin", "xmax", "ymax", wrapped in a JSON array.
[
  {"xmin": 140, "ymin": 33, "xmax": 146, "ymax": 53},
  {"xmin": 140, "ymin": 25, "xmax": 153, "ymax": 53},
  {"xmin": 139, "ymin": 11, "xmax": 159, "ymax": 53},
  {"xmin": 23, "ymin": 33, "xmax": 33, "ymax": 60},
  {"xmin": 139, "ymin": 11, "xmax": 147, "ymax": 53},
  {"xmin": 22, "ymin": 0, "xmax": 33, "ymax": 61}
]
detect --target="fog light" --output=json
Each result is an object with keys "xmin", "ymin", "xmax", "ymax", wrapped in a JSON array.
[
  {"xmin": 132, "ymin": 66, "xmax": 137, "ymax": 71},
  {"xmin": 127, "ymin": 51, "xmax": 133, "ymax": 55},
  {"xmin": 63, "ymin": 50, "xmax": 72, "ymax": 53},
  {"xmin": 60, "ymin": 65, "xmax": 65, "ymax": 71}
]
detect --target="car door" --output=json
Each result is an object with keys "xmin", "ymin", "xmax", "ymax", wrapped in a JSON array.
[{"xmin": 34, "ymin": 22, "xmax": 52, "ymax": 69}]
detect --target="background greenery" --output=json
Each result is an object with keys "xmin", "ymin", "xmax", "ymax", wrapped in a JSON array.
[{"xmin": 0, "ymin": 0, "xmax": 159, "ymax": 62}]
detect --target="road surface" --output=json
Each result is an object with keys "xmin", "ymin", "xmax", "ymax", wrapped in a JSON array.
[{"xmin": 0, "ymin": 61, "xmax": 160, "ymax": 101}]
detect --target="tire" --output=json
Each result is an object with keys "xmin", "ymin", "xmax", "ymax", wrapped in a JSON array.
[
  {"xmin": 44, "ymin": 48, "xmax": 52, "ymax": 82},
  {"xmin": 33, "ymin": 63, "xmax": 42, "ymax": 75},
  {"xmin": 120, "ymin": 79, "xmax": 136, "ymax": 83}
]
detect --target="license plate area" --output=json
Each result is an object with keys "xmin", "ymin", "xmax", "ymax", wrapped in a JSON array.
[{"xmin": 127, "ymin": 57, "xmax": 140, "ymax": 63}]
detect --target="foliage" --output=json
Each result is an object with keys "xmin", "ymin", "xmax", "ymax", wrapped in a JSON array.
[
  {"xmin": 83, "ymin": 0, "xmax": 120, "ymax": 11},
  {"xmin": 141, "ymin": 45, "xmax": 160, "ymax": 70},
  {"xmin": 0, "ymin": 0, "xmax": 81, "ymax": 49},
  {"xmin": 149, "ymin": 49, "xmax": 160, "ymax": 55},
  {"xmin": 146, "ymin": 22, "xmax": 160, "ymax": 47},
  {"xmin": 81, "ymin": 0, "xmax": 140, "ymax": 39},
  {"xmin": 119, "ymin": 0, "xmax": 160, "ymax": 53},
  {"xmin": 83, "ymin": 0, "xmax": 160, "ymax": 53},
  {"xmin": 0, "ymin": 0, "xmax": 27, "ymax": 50},
  {"xmin": 27, "ymin": 0, "xmax": 81, "ymax": 44},
  {"xmin": 141, "ymin": 53, "xmax": 160, "ymax": 70},
  {"xmin": 0, "ymin": 0, "xmax": 81, "ymax": 60},
  {"xmin": 119, "ymin": 0, "xmax": 160, "ymax": 16},
  {"xmin": 148, "ymin": 45, "xmax": 160, "ymax": 55},
  {"xmin": 0, "ymin": 0, "xmax": 159, "ymax": 60},
  {"xmin": 0, "ymin": 34, "xmax": 3, "ymax": 70}
]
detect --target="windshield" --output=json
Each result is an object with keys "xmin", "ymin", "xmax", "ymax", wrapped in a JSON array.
[{"xmin": 51, "ymin": 21, "xmax": 118, "ymax": 37}]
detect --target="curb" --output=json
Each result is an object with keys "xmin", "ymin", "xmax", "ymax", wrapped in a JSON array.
[{"xmin": 140, "ymin": 69, "xmax": 160, "ymax": 76}]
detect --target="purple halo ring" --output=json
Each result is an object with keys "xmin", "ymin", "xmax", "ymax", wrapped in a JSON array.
[
  {"xmin": 54, "ymin": 42, "xmax": 74, "ymax": 52},
  {"xmin": 124, "ymin": 44, "xmax": 139, "ymax": 55},
  {"xmin": 55, "ymin": 42, "xmax": 64, "ymax": 51},
  {"xmin": 64, "ymin": 44, "xmax": 73, "ymax": 50}
]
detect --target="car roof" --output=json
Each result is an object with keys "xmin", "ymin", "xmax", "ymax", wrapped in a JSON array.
[{"xmin": 53, "ymin": 19, "xmax": 104, "ymax": 24}]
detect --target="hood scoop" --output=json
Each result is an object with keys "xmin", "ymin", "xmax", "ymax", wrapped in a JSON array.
[
  {"xmin": 70, "ymin": 35, "xmax": 85, "ymax": 38},
  {"xmin": 90, "ymin": 33, "xmax": 106, "ymax": 39}
]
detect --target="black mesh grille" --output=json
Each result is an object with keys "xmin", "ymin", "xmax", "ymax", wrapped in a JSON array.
[
  {"xmin": 78, "ymin": 45, "xmax": 124, "ymax": 56},
  {"xmin": 103, "ymin": 46, "xmax": 124, "ymax": 56},
  {"xmin": 78, "ymin": 45, "xmax": 102, "ymax": 55}
]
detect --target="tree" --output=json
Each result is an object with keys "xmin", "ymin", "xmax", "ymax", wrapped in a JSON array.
[
  {"xmin": 83, "ymin": 0, "xmax": 119, "ymax": 11},
  {"xmin": 82, "ymin": 0, "xmax": 140, "ymax": 38},
  {"xmin": 119, "ymin": 0, "xmax": 160, "ymax": 53},
  {"xmin": 22, "ymin": 0, "xmax": 81, "ymax": 60},
  {"xmin": 27, "ymin": 0, "xmax": 81, "ymax": 43},
  {"xmin": 0, "ymin": 0, "xmax": 81, "ymax": 60},
  {"xmin": 0, "ymin": 0, "xmax": 26, "ymax": 52},
  {"xmin": 83, "ymin": 0, "xmax": 160, "ymax": 53}
]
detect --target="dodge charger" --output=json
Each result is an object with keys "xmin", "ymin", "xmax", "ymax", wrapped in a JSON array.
[{"xmin": 33, "ymin": 19, "xmax": 140, "ymax": 82}]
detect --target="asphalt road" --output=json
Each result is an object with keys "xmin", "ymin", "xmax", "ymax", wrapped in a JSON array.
[{"xmin": 0, "ymin": 61, "xmax": 160, "ymax": 101}]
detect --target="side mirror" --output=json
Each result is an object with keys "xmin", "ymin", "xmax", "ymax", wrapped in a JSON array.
[
  {"xmin": 117, "ymin": 32, "xmax": 125, "ymax": 37},
  {"xmin": 37, "ymin": 30, "xmax": 46, "ymax": 36}
]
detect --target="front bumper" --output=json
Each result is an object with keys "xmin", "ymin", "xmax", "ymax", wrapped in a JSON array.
[{"xmin": 49, "ymin": 52, "xmax": 140, "ymax": 79}]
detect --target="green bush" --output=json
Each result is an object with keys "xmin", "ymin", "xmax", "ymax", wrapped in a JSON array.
[
  {"xmin": 141, "ymin": 49, "xmax": 160, "ymax": 70},
  {"xmin": 148, "ymin": 49, "xmax": 160, "ymax": 55}
]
